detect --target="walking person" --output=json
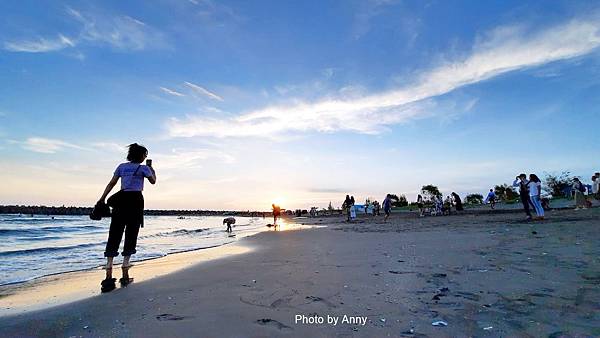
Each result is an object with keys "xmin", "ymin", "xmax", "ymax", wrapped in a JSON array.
[
  {"xmin": 416, "ymin": 194, "xmax": 424, "ymax": 217},
  {"xmin": 592, "ymin": 173, "xmax": 600, "ymax": 200},
  {"xmin": 272, "ymin": 204, "xmax": 282, "ymax": 224},
  {"xmin": 528, "ymin": 174, "xmax": 544, "ymax": 220},
  {"xmin": 97, "ymin": 143, "xmax": 156, "ymax": 292},
  {"xmin": 444, "ymin": 195, "xmax": 452, "ymax": 215},
  {"xmin": 382, "ymin": 194, "xmax": 392, "ymax": 223},
  {"xmin": 343, "ymin": 195, "xmax": 352, "ymax": 222},
  {"xmin": 572, "ymin": 178, "xmax": 587, "ymax": 209},
  {"xmin": 513, "ymin": 174, "xmax": 532, "ymax": 220}
]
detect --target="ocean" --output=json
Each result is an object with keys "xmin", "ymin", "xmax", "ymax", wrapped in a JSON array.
[{"xmin": 0, "ymin": 214, "xmax": 272, "ymax": 286}]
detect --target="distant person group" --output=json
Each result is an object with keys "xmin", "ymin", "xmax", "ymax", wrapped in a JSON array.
[{"xmin": 513, "ymin": 173, "xmax": 544, "ymax": 220}]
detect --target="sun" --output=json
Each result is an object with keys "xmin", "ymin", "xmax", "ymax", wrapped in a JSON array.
[{"xmin": 272, "ymin": 196, "xmax": 286, "ymax": 206}]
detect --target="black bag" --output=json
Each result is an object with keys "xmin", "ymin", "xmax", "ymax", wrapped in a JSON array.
[{"xmin": 90, "ymin": 201, "xmax": 111, "ymax": 220}]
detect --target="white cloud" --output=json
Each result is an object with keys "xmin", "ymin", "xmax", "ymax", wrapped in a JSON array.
[
  {"xmin": 21, "ymin": 137, "xmax": 88, "ymax": 154},
  {"xmin": 67, "ymin": 8, "xmax": 167, "ymax": 51},
  {"xmin": 154, "ymin": 148, "xmax": 235, "ymax": 170},
  {"xmin": 3, "ymin": 7, "xmax": 166, "ymax": 54},
  {"xmin": 3, "ymin": 34, "xmax": 76, "ymax": 53},
  {"xmin": 184, "ymin": 82, "xmax": 224, "ymax": 101},
  {"xmin": 160, "ymin": 86, "xmax": 186, "ymax": 97},
  {"xmin": 91, "ymin": 142, "xmax": 127, "ymax": 153},
  {"xmin": 353, "ymin": 0, "xmax": 399, "ymax": 39},
  {"xmin": 167, "ymin": 18, "xmax": 600, "ymax": 139}
]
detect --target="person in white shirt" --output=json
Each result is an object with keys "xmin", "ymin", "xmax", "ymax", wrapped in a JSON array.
[
  {"xmin": 592, "ymin": 173, "xmax": 600, "ymax": 200},
  {"xmin": 97, "ymin": 143, "xmax": 157, "ymax": 292},
  {"xmin": 528, "ymin": 174, "xmax": 544, "ymax": 219}
]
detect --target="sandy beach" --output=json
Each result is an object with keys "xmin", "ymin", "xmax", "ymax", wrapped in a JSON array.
[{"xmin": 1, "ymin": 207, "xmax": 599, "ymax": 337}]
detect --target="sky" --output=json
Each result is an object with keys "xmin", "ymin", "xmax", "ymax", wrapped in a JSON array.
[{"xmin": 1, "ymin": 0, "xmax": 599, "ymax": 211}]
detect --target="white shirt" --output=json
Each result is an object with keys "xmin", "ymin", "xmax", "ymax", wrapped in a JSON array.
[
  {"xmin": 593, "ymin": 179, "xmax": 599, "ymax": 194},
  {"xmin": 529, "ymin": 181, "xmax": 541, "ymax": 197},
  {"xmin": 114, "ymin": 162, "xmax": 153, "ymax": 191}
]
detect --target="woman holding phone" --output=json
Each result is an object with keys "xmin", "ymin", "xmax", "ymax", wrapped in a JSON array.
[{"xmin": 97, "ymin": 143, "xmax": 156, "ymax": 292}]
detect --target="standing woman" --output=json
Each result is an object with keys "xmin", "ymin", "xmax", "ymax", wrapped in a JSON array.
[
  {"xmin": 452, "ymin": 192, "xmax": 464, "ymax": 212},
  {"xmin": 572, "ymin": 178, "xmax": 587, "ymax": 209},
  {"xmin": 416, "ymin": 194, "xmax": 424, "ymax": 217},
  {"xmin": 528, "ymin": 174, "xmax": 544, "ymax": 220},
  {"xmin": 97, "ymin": 143, "xmax": 156, "ymax": 292}
]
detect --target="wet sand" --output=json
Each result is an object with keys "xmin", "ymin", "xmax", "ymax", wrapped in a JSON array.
[{"xmin": 1, "ymin": 208, "xmax": 599, "ymax": 337}]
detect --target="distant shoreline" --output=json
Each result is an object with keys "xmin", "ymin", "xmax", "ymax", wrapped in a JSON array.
[{"xmin": 0, "ymin": 205, "xmax": 273, "ymax": 217}]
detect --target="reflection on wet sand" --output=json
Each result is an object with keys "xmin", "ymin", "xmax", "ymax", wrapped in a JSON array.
[{"xmin": 0, "ymin": 242, "xmax": 252, "ymax": 315}]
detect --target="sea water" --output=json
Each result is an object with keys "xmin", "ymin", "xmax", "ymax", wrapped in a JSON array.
[{"xmin": 0, "ymin": 214, "xmax": 271, "ymax": 286}]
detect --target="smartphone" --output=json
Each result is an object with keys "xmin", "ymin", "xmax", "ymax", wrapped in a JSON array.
[{"xmin": 146, "ymin": 159, "xmax": 152, "ymax": 167}]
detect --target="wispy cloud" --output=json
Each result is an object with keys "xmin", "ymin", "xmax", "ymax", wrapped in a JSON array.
[
  {"xmin": 184, "ymin": 82, "xmax": 224, "ymax": 101},
  {"xmin": 167, "ymin": 18, "xmax": 600, "ymax": 139},
  {"xmin": 352, "ymin": 0, "xmax": 400, "ymax": 39},
  {"xmin": 160, "ymin": 86, "xmax": 186, "ymax": 97},
  {"xmin": 190, "ymin": 0, "xmax": 243, "ymax": 27},
  {"xmin": 3, "ymin": 34, "xmax": 75, "ymax": 53},
  {"xmin": 3, "ymin": 7, "xmax": 166, "ymax": 54},
  {"xmin": 91, "ymin": 142, "xmax": 127, "ymax": 153},
  {"xmin": 67, "ymin": 7, "xmax": 167, "ymax": 51},
  {"xmin": 154, "ymin": 148, "xmax": 235, "ymax": 170},
  {"xmin": 20, "ymin": 137, "xmax": 88, "ymax": 154}
]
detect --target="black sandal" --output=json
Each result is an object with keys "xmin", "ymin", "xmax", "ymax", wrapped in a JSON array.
[
  {"xmin": 119, "ymin": 277, "xmax": 134, "ymax": 287},
  {"xmin": 101, "ymin": 278, "xmax": 116, "ymax": 293}
]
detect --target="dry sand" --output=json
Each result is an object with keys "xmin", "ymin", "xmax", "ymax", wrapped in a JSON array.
[{"xmin": 1, "ymin": 208, "xmax": 599, "ymax": 337}]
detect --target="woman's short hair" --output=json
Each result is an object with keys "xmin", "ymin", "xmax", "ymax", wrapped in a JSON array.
[{"xmin": 127, "ymin": 143, "xmax": 148, "ymax": 163}]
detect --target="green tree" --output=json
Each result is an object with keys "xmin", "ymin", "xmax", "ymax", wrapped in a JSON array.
[
  {"xmin": 389, "ymin": 194, "xmax": 408, "ymax": 207},
  {"xmin": 465, "ymin": 193, "xmax": 484, "ymax": 205},
  {"xmin": 421, "ymin": 185, "xmax": 442, "ymax": 202},
  {"xmin": 543, "ymin": 171, "xmax": 572, "ymax": 197},
  {"xmin": 494, "ymin": 184, "xmax": 517, "ymax": 201}
]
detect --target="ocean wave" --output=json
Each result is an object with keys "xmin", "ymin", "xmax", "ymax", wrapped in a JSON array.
[
  {"xmin": 0, "ymin": 217, "xmax": 83, "ymax": 224},
  {"xmin": 139, "ymin": 228, "xmax": 210, "ymax": 239},
  {"xmin": 0, "ymin": 225, "xmax": 102, "ymax": 236},
  {"xmin": 0, "ymin": 242, "xmax": 104, "ymax": 257}
]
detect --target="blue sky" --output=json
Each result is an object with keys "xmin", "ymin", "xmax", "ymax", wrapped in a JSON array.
[{"xmin": 1, "ymin": 0, "xmax": 599, "ymax": 210}]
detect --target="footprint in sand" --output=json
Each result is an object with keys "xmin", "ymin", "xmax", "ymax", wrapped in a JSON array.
[
  {"xmin": 305, "ymin": 295, "xmax": 337, "ymax": 308},
  {"xmin": 156, "ymin": 313, "xmax": 189, "ymax": 321},
  {"xmin": 256, "ymin": 318, "xmax": 292, "ymax": 330}
]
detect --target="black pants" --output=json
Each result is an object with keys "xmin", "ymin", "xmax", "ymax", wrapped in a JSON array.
[
  {"xmin": 104, "ymin": 191, "xmax": 144, "ymax": 257},
  {"xmin": 520, "ymin": 193, "xmax": 532, "ymax": 217}
]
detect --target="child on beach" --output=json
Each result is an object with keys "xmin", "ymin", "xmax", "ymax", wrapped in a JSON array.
[{"xmin": 528, "ymin": 174, "xmax": 544, "ymax": 220}]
